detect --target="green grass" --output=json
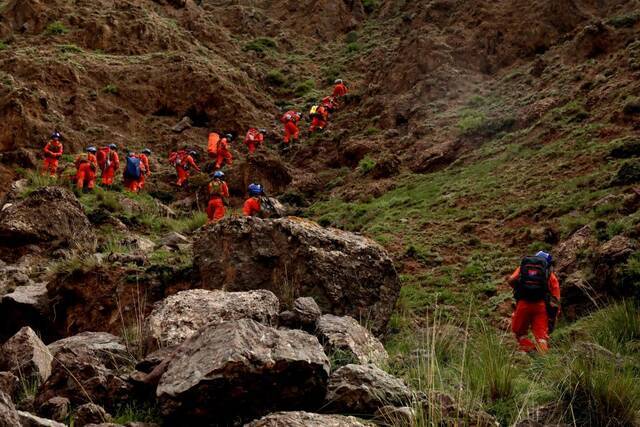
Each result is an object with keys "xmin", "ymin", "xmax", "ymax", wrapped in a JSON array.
[
  {"xmin": 293, "ymin": 79, "xmax": 315, "ymax": 97},
  {"xmin": 243, "ymin": 37, "xmax": 277, "ymax": 53},
  {"xmin": 103, "ymin": 84, "xmax": 119, "ymax": 94},
  {"xmin": 45, "ymin": 21, "xmax": 69, "ymax": 35},
  {"xmin": 266, "ymin": 69, "xmax": 286, "ymax": 87},
  {"xmin": 358, "ymin": 156, "xmax": 376, "ymax": 174},
  {"xmin": 112, "ymin": 402, "xmax": 161, "ymax": 424},
  {"xmin": 58, "ymin": 44, "xmax": 83, "ymax": 53}
]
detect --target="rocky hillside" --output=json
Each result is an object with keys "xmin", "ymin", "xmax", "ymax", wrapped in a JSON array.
[{"xmin": 1, "ymin": 0, "xmax": 640, "ymax": 426}]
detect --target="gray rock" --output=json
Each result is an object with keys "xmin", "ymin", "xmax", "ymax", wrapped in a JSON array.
[
  {"xmin": 194, "ymin": 217, "xmax": 401, "ymax": 335},
  {"xmin": 0, "ymin": 391, "xmax": 20, "ymax": 427},
  {"xmin": 245, "ymin": 411, "xmax": 369, "ymax": 426},
  {"xmin": 597, "ymin": 235, "xmax": 637, "ymax": 264},
  {"xmin": 156, "ymin": 232, "xmax": 190, "ymax": 249},
  {"xmin": 74, "ymin": 403, "xmax": 111, "ymax": 427},
  {"xmin": 0, "ymin": 372, "xmax": 19, "ymax": 401},
  {"xmin": 373, "ymin": 405, "xmax": 415, "ymax": 427},
  {"xmin": 146, "ymin": 289, "xmax": 280, "ymax": 347},
  {"xmin": 0, "ymin": 283, "xmax": 50, "ymax": 344},
  {"xmin": 171, "ymin": 116, "xmax": 193, "ymax": 133},
  {"xmin": 325, "ymin": 364, "xmax": 413, "ymax": 415},
  {"xmin": 157, "ymin": 319, "xmax": 329, "ymax": 423},
  {"xmin": 47, "ymin": 332, "xmax": 129, "ymax": 364},
  {"xmin": 0, "ymin": 327, "xmax": 52, "ymax": 382},
  {"xmin": 17, "ymin": 411, "xmax": 65, "ymax": 427},
  {"xmin": 554, "ymin": 225, "xmax": 596, "ymax": 276},
  {"xmin": 37, "ymin": 396, "xmax": 70, "ymax": 422},
  {"xmin": 316, "ymin": 315, "xmax": 388, "ymax": 366},
  {"xmin": 0, "ymin": 187, "xmax": 96, "ymax": 256}
]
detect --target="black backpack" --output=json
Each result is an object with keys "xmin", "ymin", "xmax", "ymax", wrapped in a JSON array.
[{"xmin": 514, "ymin": 256, "xmax": 550, "ymax": 301}]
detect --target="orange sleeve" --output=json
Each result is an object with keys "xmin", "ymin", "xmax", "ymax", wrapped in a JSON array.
[
  {"xmin": 113, "ymin": 152, "xmax": 120, "ymax": 169},
  {"xmin": 549, "ymin": 273, "xmax": 561, "ymax": 300},
  {"xmin": 508, "ymin": 267, "xmax": 520, "ymax": 287},
  {"xmin": 188, "ymin": 156, "xmax": 200, "ymax": 171},
  {"xmin": 242, "ymin": 199, "xmax": 252, "ymax": 216},
  {"xmin": 222, "ymin": 182, "xmax": 229, "ymax": 198},
  {"xmin": 43, "ymin": 143, "xmax": 52, "ymax": 156}
]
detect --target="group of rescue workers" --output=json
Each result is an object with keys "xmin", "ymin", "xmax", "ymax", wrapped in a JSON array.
[{"xmin": 40, "ymin": 77, "xmax": 559, "ymax": 354}]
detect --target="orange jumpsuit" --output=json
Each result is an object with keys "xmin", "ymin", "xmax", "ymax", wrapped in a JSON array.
[
  {"xmin": 176, "ymin": 154, "xmax": 200, "ymax": 187},
  {"xmin": 75, "ymin": 153, "xmax": 98, "ymax": 190},
  {"xmin": 243, "ymin": 197, "xmax": 261, "ymax": 217},
  {"xmin": 332, "ymin": 82, "xmax": 348, "ymax": 98},
  {"xmin": 42, "ymin": 140, "xmax": 63, "ymax": 177},
  {"xmin": 310, "ymin": 105, "xmax": 329, "ymax": 132},
  {"xmin": 100, "ymin": 150, "xmax": 120, "ymax": 186},
  {"xmin": 206, "ymin": 180, "xmax": 230, "ymax": 223},
  {"xmin": 244, "ymin": 129, "xmax": 264, "ymax": 154},
  {"xmin": 215, "ymin": 138, "xmax": 233, "ymax": 169},
  {"xmin": 123, "ymin": 154, "xmax": 147, "ymax": 193},
  {"xmin": 322, "ymin": 96, "xmax": 336, "ymax": 113},
  {"xmin": 509, "ymin": 267, "xmax": 561, "ymax": 352},
  {"xmin": 138, "ymin": 153, "xmax": 150, "ymax": 189}
]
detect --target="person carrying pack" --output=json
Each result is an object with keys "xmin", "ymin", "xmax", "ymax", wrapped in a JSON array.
[
  {"xmin": 506, "ymin": 251, "xmax": 561, "ymax": 353},
  {"xmin": 309, "ymin": 103, "xmax": 328, "ymax": 132},
  {"xmin": 244, "ymin": 128, "xmax": 266, "ymax": 154},
  {"xmin": 123, "ymin": 152, "xmax": 146, "ymax": 193},
  {"xmin": 174, "ymin": 150, "xmax": 200, "ymax": 187},
  {"xmin": 206, "ymin": 170, "xmax": 230, "ymax": 223},
  {"xmin": 243, "ymin": 183, "xmax": 263, "ymax": 217},
  {"xmin": 75, "ymin": 146, "xmax": 98, "ymax": 191},
  {"xmin": 97, "ymin": 144, "xmax": 120, "ymax": 187},
  {"xmin": 280, "ymin": 110, "xmax": 301, "ymax": 145},
  {"xmin": 42, "ymin": 131, "xmax": 64, "ymax": 177}
]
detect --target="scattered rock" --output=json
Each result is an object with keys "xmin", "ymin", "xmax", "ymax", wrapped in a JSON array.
[
  {"xmin": 74, "ymin": 403, "xmax": 111, "ymax": 427},
  {"xmin": 554, "ymin": 225, "xmax": 596, "ymax": 276},
  {"xmin": 0, "ymin": 283, "xmax": 50, "ymax": 343},
  {"xmin": 324, "ymin": 364, "xmax": 413, "ymax": 415},
  {"xmin": 316, "ymin": 315, "xmax": 388, "ymax": 366},
  {"xmin": 0, "ymin": 372, "xmax": 19, "ymax": 401},
  {"xmin": 612, "ymin": 160, "xmax": 640, "ymax": 186},
  {"xmin": 171, "ymin": 116, "xmax": 193, "ymax": 133},
  {"xmin": 0, "ymin": 391, "xmax": 20, "ymax": 427},
  {"xmin": 36, "ymin": 333, "xmax": 131, "ymax": 410},
  {"xmin": 157, "ymin": 319, "xmax": 330, "ymax": 423},
  {"xmin": 0, "ymin": 326, "xmax": 52, "ymax": 383},
  {"xmin": 596, "ymin": 235, "xmax": 637, "ymax": 264},
  {"xmin": 623, "ymin": 99, "xmax": 640, "ymax": 116},
  {"xmin": 0, "ymin": 187, "xmax": 96, "ymax": 260},
  {"xmin": 194, "ymin": 217, "xmax": 401, "ymax": 335},
  {"xmin": 259, "ymin": 197, "xmax": 288, "ymax": 218},
  {"xmin": 279, "ymin": 297, "xmax": 322, "ymax": 331},
  {"xmin": 128, "ymin": 235, "xmax": 155, "ymax": 253},
  {"xmin": 146, "ymin": 289, "xmax": 280, "ymax": 347},
  {"xmin": 37, "ymin": 396, "xmax": 70, "ymax": 422},
  {"xmin": 371, "ymin": 154, "xmax": 400, "ymax": 179},
  {"xmin": 245, "ymin": 411, "xmax": 369, "ymax": 426},
  {"xmin": 610, "ymin": 138, "xmax": 640, "ymax": 159},
  {"xmin": 373, "ymin": 405, "xmax": 415, "ymax": 427},
  {"xmin": 134, "ymin": 347, "xmax": 176, "ymax": 374},
  {"xmin": 17, "ymin": 410, "xmax": 66, "ymax": 427},
  {"xmin": 156, "ymin": 232, "xmax": 190, "ymax": 249}
]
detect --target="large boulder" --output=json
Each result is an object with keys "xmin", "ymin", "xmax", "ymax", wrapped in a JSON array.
[
  {"xmin": 245, "ymin": 411, "xmax": 369, "ymax": 426},
  {"xmin": 0, "ymin": 372, "xmax": 19, "ymax": 400},
  {"xmin": 0, "ymin": 391, "xmax": 20, "ymax": 427},
  {"xmin": 0, "ymin": 326, "xmax": 52, "ymax": 383},
  {"xmin": 156, "ymin": 319, "xmax": 330, "ymax": 424},
  {"xmin": 0, "ymin": 187, "xmax": 96, "ymax": 259},
  {"xmin": 74, "ymin": 403, "xmax": 111, "ymax": 426},
  {"xmin": 554, "ymin": 225, "xmax": 597, "ymax": 277},
  {"xmin": 16, "ymin": 411, "xmax": 65, "ymax": 427},
  {"xmin": 0, "ymin": 283, "xmax": 50, "ymax": 342},
  {"xmin": 146, "ymin": 289, "xmax": 279, "ymax": 347},
  {"xmin": 324, "ymin": 364, "xmax": 413, "ymax": 415},
  {"xmin": 194, "ymin": 217, "xmax": 400, "ymax": 335},
  {"xmin": 279, "ymin": 297, "xmax": 322, "ymax": 332},
  {"xmin": 37, "ymin": 397, "xmax": 70, "ymax": 423},
  {"xmin": 35, "ymin": 333, "xmax": 131, "ymax": 410},
  {"xmin": 316, "ymin": 315, "xmax": 388, "ymax": 366}
]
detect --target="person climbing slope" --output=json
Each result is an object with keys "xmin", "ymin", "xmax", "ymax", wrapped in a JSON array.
[
  {"xmin": 244, "ymin": 128, "xmax": 266, "ymax": 154},
  {"xmin": 309, "ymin": 103, "xmax": 329, "ymax": 132},
  {"xmin": 507, "ymin": 251, "xmax": 561, "ymax": 353},
  {"xmin": 280, "ymin": 110, "xmax": 301, "ymax": 145},
  {"xmin": 75, "ymin": 146, "xmax": 98, "ymax": 191},
  {"xmin": 206, "ymin": 170, "xmax": 230, "ymax": 223},
  {"xmin": 243, "ymin": 183, "xmax": 263, "ymax": 217},
  {"xmin": 41, "ymin": 131, "xmax": 63, "ymax": 177},
  {"xmin": 332, "ymin": 79, "xmax": 348, "ymax": 99},
  {"xmin": 216, "ymin": 134, "xmax": 233, "ymax": 169},
  {"xmin": 321, "ymin": 96, "xmax": 337, "ymax": 114},
  {"xmin": 138, "ymin": 148, "xmax": 152, "ymax": 190},
  {"xmin": 123, "ymin": 151, "xmax": 146, "ymax": 193},
  {"xmin": 171, "ymin": 150, "xmax": 200, "ymax": 187},
  {"xmin": 97, "ymin": 143, "xmax": 120, "ymax": 188}
]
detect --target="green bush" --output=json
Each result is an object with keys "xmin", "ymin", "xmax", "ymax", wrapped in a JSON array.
[
  {"xmin": 293, "ymin": 79, "xmax": 315, "ymax": 97},
  {"xmin": 58, "ymin": 44, "xmax": 82, "ymax": 53},
  {"xmin": 362, "ymin": 0, "xmax": 378, "ymax": 13},
  {"xmin": 0, "ymin": 41, "xmax": 7, "ymax": 51},
  {"xmin": 243, "ymin": 37, "xmax": 277, "ymax": 53},
  {"xmin": 346, "ymin": 42, "xmax": 361, "ymax": 53},
  {"xmin": 608, "ymin": 12, "xmax": 640, "ymax": 29},
  {"xmin": 588, "ymin": 300, "xmax": 640, "ymax": 354},
  {"xmin": 266, "ymin": 69, "xmax": 286, "ymax": 87},
  {"xmin": 345, "ymin": 31, "xmax": 358, "ymax": 44},
  {"xmin": 103, "ymin": 84, "xmax": 119, "ymax": 94},
  {"xmin": 365, "ymin": 126, "xmax": 380, "ymax": 135},
  {"xmin": 465, "ymin": 329, "xmax": 516, "ymax": 402},
  {"xmin": 358, "ymin": 156, "xmax": 376, "ymax": 174},
  {"xmin": 45, "ymin": 21, "xmax": 69, "ymax": 36}
]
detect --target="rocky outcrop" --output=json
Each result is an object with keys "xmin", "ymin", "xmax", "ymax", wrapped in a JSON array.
[
  {"xmin": 0, "ymin": 283, "xmax": 50, "ymax": 342},
  {"xmin": 194, "ymin": 217, "xmax": 400, "ymax": 335},
  {"xmin": 16, "ymin": 410, "xmax": 66, "ymax": 427},
  {"xmin": 146, "ymin": 289, "xmax": 279, "ymax": 347},
  {"xmin": 36, "ymin": 333, "xmax": 131, "ymax": 410},
  {"xmin": 37, "ymin": 397, "xmax": 70, "ymax": 423},
  {"xmin": 0, "ymin": 391, "xmax": 21, "ymax": 427},
  {"xmin": 316, "ymin": 315, "xmax": 388, "ymax": 366},
  {"xmin": 373, "ymin": 406, "xmax": 415, "ymax": 427},
  {"xmin": 324, "ymin": 364, "xmax": 413, "ymax": 415},
  {"xmin": 0, "ymin": 372, "xmax": 19, "ymax": 400},
  {"xmin": 0, "ymin": 187, "xmax": 96, "ymax": 260},
  {"xmin": 554, "ymin": 225, "xmax": 597, "ymax": 277},
  {"xmin": 0, "ymin": 326, "xmax": 52, "ymax": 382},
  {"xmin": 279, "ymin": 297, "xmax": 322, "ymax": 332},
  {"xmin": 74, "ymin": 403, "xmax": 111, "ymax": 427},
  {"xmin": 245, "ymin": 411, "xmax": 369, "ymax": 427},
  {"xmin": 156, "ymin": 319, "xmax": 330, "ymax": 424}
]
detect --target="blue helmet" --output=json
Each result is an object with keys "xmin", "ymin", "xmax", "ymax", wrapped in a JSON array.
[
  {"xmin": 213, "ymin": 170, "xmax": 224, "ymax": 179},
  {"xmin": 248, "ymin": 183, "xmax": 263, "ymax": 196},
  {"xmin": 108, "ymin": 143, "xmax": 117, "ymax": 150},
  {"xmin": 87, "ymin": 146, "xmax": 97, "ymax": 153},
  {"xmin": 535, "ymin": 251, "xmax": 552, "ymax": 264},
  {"xmin": 52, "ymin": 132, "xmax": 61, "ymax": 140}
]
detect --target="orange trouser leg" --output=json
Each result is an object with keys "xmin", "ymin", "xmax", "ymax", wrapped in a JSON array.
[
  {"xmin": 101, "ymin": 167, "xmax": 116, "ymax": 185},
  {"xmin": 139, "ymin": 174, "xmax": 146, "ymax": 189},
  {"xmin": 530, "ymin": 303, "xmax": 550, "ymax": 352},
  {"xmin": 512, "ymin": 300, "xmax": 549, "ymax": 352},
  {"xmin": 247, "ymin": 143, "xmax": 256, "ymax": 154},
  {"xmin": 43, "ymin": 158, "xmax": 58, "ymax": 176},
  {"xmin": 176, "ymin": 167, "xmax": 189, "ymax": 186},
  {"xmin": 207, "ymin": 198, "xmax": 225, "ymax": 222},
  {"xmin": 284, "ymin": 122, "xmax": 299, "ymax": 143},
  {"xmin": 76, "ymin": 168, "xmax": 86, "ymax": 190}
]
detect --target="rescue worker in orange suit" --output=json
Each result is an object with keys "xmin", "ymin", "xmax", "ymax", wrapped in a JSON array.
[
  {"xmin": 507, "ymin": 251, "xmax": 560, "ymax": 353},
  {"xmin": 75, "ymin": 146, "xmax": 98, "ymax": 191},
  {"xmin": 206, "ymin": 171, "xmax": 230, "ymax": 223},
  {"xmin": 138, "ymin": 148, "xmax": 152, "ymax": 189},
  {"xmin": 332, "ymin": 79, "xmax": 348, "ymax": 99},
  {"xmin": 175, "ymin": 150, "xmax": 200, "ymax": 187},
  {"xmin": 281, "ymin": 111, "xmax": 301, "ymax": 145},
  {"xmin": 309, "ymin": 103, "xmax": 329, "ymax": 132},
  {"xmin": 215, "ymin": 134, "xmax": 233, "ymax": 169},
  {"xmin": 243, "ymin": 183, "xmax": 263, "ymax": 217},
  {"xmin": 244, "ymin": 128, "xmax": 266, "ymax": 155},
  {"xmin": 42, "ymin": 132, "xmax": 63, "ymax": 177},
  {"xmin": 99, "ymin": 143, "xmax": 120, "ymax": 187},
  {"xmin": 123, "ymin": 151, "xmax": 147, "ymax": 193},
  {"xmin": 321, "ymin": 96, "xmax": 337, "ymax": 114}
]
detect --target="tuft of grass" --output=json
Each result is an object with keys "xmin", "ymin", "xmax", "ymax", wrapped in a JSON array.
[
  {"xmin": 103, "ymin": 84, "xmax": 119, "ymax": 94},
  {"xmin": 358, "ymin": 156, "xmax": 376, "ymax": 174},
  {"xmin": 266, "ymin": 69, "xmax": 286, "ymax": 87},
  {"xmin": 327, "ymin": 348, "xmax": 359, "ymax": 370},
  {"xmin": 112, "ymin": 402, "xmax": 161, "ymax": 424},
  {"xmin": 166, "ymin": 211, "xmax": 207, "ymax": 234},
  {"xmin": 587, "ymin": 300, "xmax": 640, "ymax": 354},
  {"xmin": 293, "ymin": 79, "xmax": 315, "ymax": 97},
  {"xmin": 345, "ymin": 31, "xmax": 358, "ymax": 44},
  {"xmin": 58, "ymin": 44, "xmax": 82, "ymax": 53},
  {"xmin": 608, "ymin": 12, "xmax": 640, "ymax": 29},
  {"xmin": 243, "ymin": 37, "xmax": 277, "ymax": 53},
  {"xmin": 45, "ymin": 21, "xmax": 69, "ymax": 36},
  {"xmin": 51, "ymin": 255, "xmax": 99, "ymax": 276},
  {"xmin": 0, "ymin": 41, "xmax": 8, "ymax": 51},
  {"xmin": 362, "ymin": 0, "xmax": 378, "ymax": 13},
  {"xmin": 346, "ymin": 42, "xmax": 361, "ymax": 53}
]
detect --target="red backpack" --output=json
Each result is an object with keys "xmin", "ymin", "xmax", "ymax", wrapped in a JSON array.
[
  {"xmin": 280, "ymin": 111, "xmax": 299, "ymax": 123},
  {"xmin": 169, "ymin": 150, "xmax": 186, "ymax": 166},
  {"xmin": 96, "ymin": 147, "xmax": 111, "ymax": 170}
]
